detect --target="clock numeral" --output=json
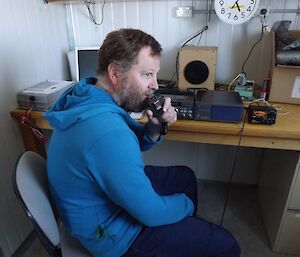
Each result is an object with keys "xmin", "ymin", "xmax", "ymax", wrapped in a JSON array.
[{"xmin": 214, "ymin": 0, "xmax": 257, "ymax": 24}]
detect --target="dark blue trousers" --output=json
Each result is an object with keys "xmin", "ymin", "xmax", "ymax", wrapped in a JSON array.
[{"xmin": 122, "ymin": 166, "xmax": 241, "ymax": 257}]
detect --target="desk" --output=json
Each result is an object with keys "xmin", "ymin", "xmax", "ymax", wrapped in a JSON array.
[
  {"xmin": 10, "ymin": 103, "xmax": 300, "ymax": 255},
  {"xmin": 10, "ymin": 103, "xmax": 300, "ymax": 153}
]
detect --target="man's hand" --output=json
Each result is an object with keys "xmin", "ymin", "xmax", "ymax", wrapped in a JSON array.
[{"xmin": 144, "ymin": 97, "xmax": 177, "ymax": 141}]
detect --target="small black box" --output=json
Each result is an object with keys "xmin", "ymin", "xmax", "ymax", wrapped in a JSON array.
[{"xmin": 247, "ymin": 105, "xmax": 277, "ymax": 124}]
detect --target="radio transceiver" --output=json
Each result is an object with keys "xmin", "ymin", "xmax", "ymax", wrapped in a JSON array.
[
  {"xmin": 194, "ymin": 91, "xmax": 244, "ymax": 123},
  {"xmin": 158, "ymin": 89, "xmax": 244, "ymax": 122},
  {"xmin": 160, "ymin": 91, "xmax": 194, "ymax": 120}
]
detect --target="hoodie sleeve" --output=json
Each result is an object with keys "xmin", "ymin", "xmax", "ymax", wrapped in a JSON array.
[
  {"xmin": 86, "ymin": 129, "xmax": 194, "ymax": 227},
  {"xmin": 126, "ymin": 116, "xmax": 162, "ymax": 151}
]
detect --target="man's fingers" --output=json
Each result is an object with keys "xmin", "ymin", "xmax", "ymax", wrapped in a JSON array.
[
  {"xmin": 145, "ymin": 109, "xmax": 153, "ymax": 119},
  {"xmin": 163, "ymin": 97, "xmax": 172, "ymax": 112}
]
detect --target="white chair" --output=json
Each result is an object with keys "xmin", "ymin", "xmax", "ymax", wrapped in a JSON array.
[{"xmin": 13, "ymin": 151, "xmax": 92, "ymax": 257}]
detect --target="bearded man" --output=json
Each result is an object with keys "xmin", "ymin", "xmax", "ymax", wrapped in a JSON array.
[{"xmin": 44, "ymin": 28, "xmax": 240, "ymax": 257}]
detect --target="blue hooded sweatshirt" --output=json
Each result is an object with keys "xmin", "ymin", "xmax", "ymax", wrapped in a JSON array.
[{"xmin": 44, "ymin": 78, "xmax": 194, "ymax": 257}]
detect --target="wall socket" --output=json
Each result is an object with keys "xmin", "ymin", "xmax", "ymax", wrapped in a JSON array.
[
  {"xmin": 255, "ymin": 6, "xmax": 270, "ymax": 16},
  {"xmin": 175, "ymin": 6, "xmax": 193, "ymax": 18}
]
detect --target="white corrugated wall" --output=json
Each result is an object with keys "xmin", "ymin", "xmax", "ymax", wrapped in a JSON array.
[
  {"xmin": 0, "ymin": 1, "xmax": 68, "ymax": 256},
  {"xmin": 67, "ymin": 0, "xmax": 300, "ymax": 85},
  {"xmin": 0, "ymin": 0, "xmax": 299, "ymax": 256}
]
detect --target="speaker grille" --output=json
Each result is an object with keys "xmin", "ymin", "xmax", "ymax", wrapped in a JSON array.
[
  {"xmin": 184, "ymin": 61, "xmax": 209, "ymax": 84},
  {"xmin": 178, "ymin": 46, "xmax": 217, "ymax": 90}
]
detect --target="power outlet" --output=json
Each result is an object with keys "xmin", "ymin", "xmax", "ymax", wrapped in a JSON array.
[
  {"xmin": 255, "ymin": 6, "xmax": 270, "ymax": 17},
  {"xmin": 175, "ymin": 6, "xmax": 193, "ymax": 18}
]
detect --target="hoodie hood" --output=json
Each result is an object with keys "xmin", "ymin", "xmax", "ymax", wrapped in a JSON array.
[{"xmin": 44, "ymin": 78, "xmax": 128, "ymax": 130}]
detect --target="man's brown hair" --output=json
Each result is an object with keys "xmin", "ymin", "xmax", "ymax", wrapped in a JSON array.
[{"xmin": 97, "ymin": 28, "xmax": 162, "ymax": 76}]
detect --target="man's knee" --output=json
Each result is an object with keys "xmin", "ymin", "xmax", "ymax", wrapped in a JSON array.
[
  {"xmin": 230, "ymin": 240, "xmax": 241, "ymax": 257},
  {"xmin": 221, "ymin": 234, "xmax": 241, "ymax": 257},
  {"xmin": 176, "ymin": 166, "xmax": 196, "ymax": 183},
  {"xmin": 210, "ymin": 223, "xmax": 241, "ymax": 257}
]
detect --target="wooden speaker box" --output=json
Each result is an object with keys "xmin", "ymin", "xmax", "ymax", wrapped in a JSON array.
[{"xmin": 178, "ymin": 46, "xmax": 217, "ymax": 90}]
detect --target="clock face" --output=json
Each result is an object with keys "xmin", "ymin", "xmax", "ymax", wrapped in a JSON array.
[{"xmin": 214, "ymin": 0, "xmax": 260, "ymax": 25}]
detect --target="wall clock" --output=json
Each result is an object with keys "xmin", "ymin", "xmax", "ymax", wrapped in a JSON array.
[{"xmin": 214, "ymin": 0, "xmax": 260, "ymax": 25}]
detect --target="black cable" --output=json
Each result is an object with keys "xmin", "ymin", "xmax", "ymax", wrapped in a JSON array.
[
  {"xmin": 84, "ymin": 0, "xmax": 107, "ymax": 26},
  {"xmin": 207, "ymin": 0, "xmax": 214, "ymax": 25},
  {"xmin": 220, "ymin": 102, "xmax": 261, "ymax": 225},
  {"xmin": 181, "ymin": 25, "xmax": 208, "ymax": 48},
  {"xmin": 220, "ymin": 26, "xmax": 269, "ymax": 219},
  {"xmin": 171, "ymin": 51, "xmax": 180, "ymax": 82},
  {"xmin": 171, "ymin": 25, "xmax": 209, "ymax": 82},
  {"xmin": 241, "ymin": 23, "xmax": 265, "ymax": 73},
  {"xmin": 219, "ymin": 103, "xmax": 256, "ymax": 226}
]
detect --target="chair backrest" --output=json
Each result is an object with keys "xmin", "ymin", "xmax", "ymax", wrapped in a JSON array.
[
  {"xmin": 13, "ymin": 151, "xmax": 92, "ymax": 257},
  {"xmin": 13, "ymin": 151, "xmax": 61, "ymax": 257}
]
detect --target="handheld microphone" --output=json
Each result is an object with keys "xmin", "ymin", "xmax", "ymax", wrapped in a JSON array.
[{"xmin": 146, "ymin": 93, "xmax": 168, "ymax": 135}]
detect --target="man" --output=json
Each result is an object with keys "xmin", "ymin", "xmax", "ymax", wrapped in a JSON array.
[{"xmin": 44, "ymin": 28, "xmax": 240, "ymax": 257}]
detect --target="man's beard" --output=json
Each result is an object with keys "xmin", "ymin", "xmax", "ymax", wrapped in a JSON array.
[{"xmin": 113, "ymin": 78, "xmax": 153, "ymax": 112}]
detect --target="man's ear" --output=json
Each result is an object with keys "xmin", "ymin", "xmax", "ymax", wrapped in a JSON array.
[{"xmin": 107, "ymin": 63, "xmax": 122, "ymax": 85}]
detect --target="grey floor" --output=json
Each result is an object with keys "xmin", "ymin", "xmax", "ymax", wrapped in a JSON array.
[{"xmin": 19, "ymin": 181, "xmax": 299, "ymax": 257}]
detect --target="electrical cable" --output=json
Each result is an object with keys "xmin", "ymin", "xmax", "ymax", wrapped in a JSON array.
[
  {"xmin": 171, "ymin": 25, "xmax": 209, "ymax": 82},
  {"xmin": 219, "ymin": 102, "xmax": 258, "ymax": 226},
  {"xmin": 20, "ymin": 105, "xmax": 47, "ymax": 144},
  {"xmin": 197, "ymin": 0, "xmax": 210, "ymax": 45},
  {"xmin": 206, "ymin": 0, "xmax": 214, "ymax": 25},
  {"xmin": 181, "ymin": 26, "xmax": 209, "ymax": 48},
  {"xmin": 227, "ymin": 73, "xmax": 242, "ymax": 91},
  {"xmin": 219, "ymin": 97, "xmax": 284, "ymax": 225},
  {"xmin": 241, "ymin": 19, "xmax": 266, "ymax": 73},
  {"xmin": 66, "ymin": 3, "xmax": 76, "ymax": 50},
  {"xmin": 229, "ymin": 20, "xmax": 266, "ymax": 93},
  {"xmin": 197, "ymin": 32, "xmax": 204, "ymax": 46},
  {"xmin": 254, "ymin": 99, "xmax": 290, "ymax": 115},
  {"xmin": 171, "ymin": 51, "xmax": 180, "ymax": 83},
  {"xmin": 84, "ymin": 0, "xmax": 107, "ymax": 26}
]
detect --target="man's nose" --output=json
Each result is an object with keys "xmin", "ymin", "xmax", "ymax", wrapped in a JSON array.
[{"xmin": 149, "ymin": 78, "xmax": 159, "ymax": 90}]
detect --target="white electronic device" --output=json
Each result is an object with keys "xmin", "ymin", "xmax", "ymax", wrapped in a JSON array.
[
  {"xmin": 67, "ymin": 46, "xmax": 99, "ymax": 82},
  {"xmin": 66, "ymin": 47, "xmax": 144, "ymax": 120},
  {"xmin": 17, "ymin": 80, "xmax": 75, "ymax": 111}
]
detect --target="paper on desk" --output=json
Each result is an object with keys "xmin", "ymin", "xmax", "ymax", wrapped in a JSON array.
[
  {"xmin": 129, "ymin": 112, "xmax": 144, "ymax": 120},
  {"xmin": 291, "ymin": 77, "xmax": 300, "ymax": 99}
]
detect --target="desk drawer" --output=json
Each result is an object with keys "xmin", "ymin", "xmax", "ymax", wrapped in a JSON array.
[
  {"xmin": 276, "ymin": 210, "xmax": 300, "ymax": 255},
  {"xmin": 289, "ymin": 158, "xmax": 300, "ymax": 209}
]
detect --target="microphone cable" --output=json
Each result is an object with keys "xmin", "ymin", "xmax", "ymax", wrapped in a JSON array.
[{"xmin": 219, "ymin": 103, "xmax": 257, "ymax": 226}]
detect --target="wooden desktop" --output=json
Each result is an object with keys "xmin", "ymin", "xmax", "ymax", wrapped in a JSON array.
[
  {"xmin": 10, "ymin": 103, "xmax": 300, "ymax": 153},
  {"xmin": 10, "ymin": 103, "xmax": 300, "ymax": 255}
]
